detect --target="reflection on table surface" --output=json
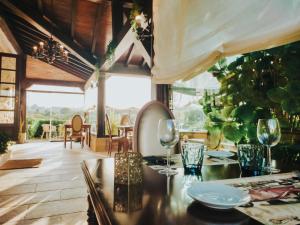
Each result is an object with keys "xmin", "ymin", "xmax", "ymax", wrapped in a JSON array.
[{"xmin": 83, "ymin": 158, "xmax": 265, "ymax": 225}]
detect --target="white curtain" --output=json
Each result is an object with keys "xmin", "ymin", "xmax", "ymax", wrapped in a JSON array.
[{"xmin": 152, "ymin": 0, "xmax": 300, "ymax": 84}]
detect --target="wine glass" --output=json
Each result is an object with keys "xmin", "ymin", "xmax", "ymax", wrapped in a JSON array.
[
  {"xmin": 257, "ymin": 118, "xmax": 281, "ymax": 173},
  {"xmin": 158, "ymin": 119, "xmax": 179, "ymax": 176}
]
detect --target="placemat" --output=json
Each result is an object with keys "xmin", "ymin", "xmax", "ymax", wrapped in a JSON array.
[{"xmin": 207, "ymin": 172, "xmax": 300, "ymax": 225}]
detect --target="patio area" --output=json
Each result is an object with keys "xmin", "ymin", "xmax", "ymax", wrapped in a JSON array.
[
  {"xmin": 0, "ymin": 142, "xmax": 105, "ymax": 225},
  {"xmin": 0, "ymin": 0, "xmax": 300, "ymax": 224}
]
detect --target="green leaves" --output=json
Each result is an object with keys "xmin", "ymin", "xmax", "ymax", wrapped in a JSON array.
[
  {"xmin": 282, "ymin": 98, "xmax": 300, "ymax": 115},
  {"xmin": 207, "ymin": 110, "xmax": 225, "ymax": 123},
  {"xmin": 287, "ymin": 81, "xmax": 300, "ymax": 96},
  {"xmin": 208, "ymin": 58, "xmax": 228, "ymax": 80},
  {"xmin": 267, "ymin": 87, "xmax": 288, "ymax": 103},
  {"xmin": 231, "ymin": 104, "xmax": 256, "ymax": 123},
  {"xmin": 203, "ymin": 40, "xmax": 300, "ymax": 145},
  {"xmin": 0, "ymin": 132, "xmax": 10, "ymax": 154},
  {"xmin": 223, "ymin": 123, "xmax": 243, "ymax": 143}
]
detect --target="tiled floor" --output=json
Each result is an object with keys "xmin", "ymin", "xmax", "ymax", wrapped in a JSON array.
[{"xmin": 0, "ymin": 142, "xmax": 106, "ymax": 225}]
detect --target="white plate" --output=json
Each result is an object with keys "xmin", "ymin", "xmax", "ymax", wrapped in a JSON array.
[
  {"xmin": 206, "ymin": 150, "xmax": 234, "ymax": 158},
  {"xmin": 187, "ymin": 183, "xmax": 250, "ymax": 210}
]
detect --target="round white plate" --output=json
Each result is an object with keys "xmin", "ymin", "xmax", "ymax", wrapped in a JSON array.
[
  {"xmin": 206, "ymin": 150, "xmax": 234, "ymax": 158},
  {"xmin": 187, "ymin": 183, "xmax": 250, "ymax": 210}
]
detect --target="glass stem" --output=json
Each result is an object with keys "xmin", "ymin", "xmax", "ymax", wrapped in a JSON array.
[
  {"xmin": 167, "ymin": 147, "xmax": 171, "ymax": 171},
  {"xmin": 266, "ymin": 146, "xmax": 272, "ymax": 169}
]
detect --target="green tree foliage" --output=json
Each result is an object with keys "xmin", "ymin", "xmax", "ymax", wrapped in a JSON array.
[
  {"xmin": 28, "ymin": 120, "xmax": 65, "ymax": 138},
  {"xmin": 202, "ymin": 41, "xmax": 300, "ymax": 144}
]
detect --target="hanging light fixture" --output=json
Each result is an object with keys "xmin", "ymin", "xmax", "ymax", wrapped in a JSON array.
[
  {"xmin": 134, "ymin": 13, "xmax": 152, "ymax": 40},
  {"xmin": 32, "ymin": 36, "xmax": 69, "ymax": 64}
]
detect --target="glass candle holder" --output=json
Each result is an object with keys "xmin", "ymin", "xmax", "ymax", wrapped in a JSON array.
[
  {"xmin": 114, "ymin": 152, "xmax": 143, "ymax": 185},
  {"xmin": 113, "ymin": 183, "xmax": 143, "ymax": 212}
]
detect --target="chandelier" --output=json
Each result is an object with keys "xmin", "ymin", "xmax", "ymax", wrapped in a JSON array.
[{"xmin": 32, "ymin": 36, "xmax": 69, "ymax": 64}]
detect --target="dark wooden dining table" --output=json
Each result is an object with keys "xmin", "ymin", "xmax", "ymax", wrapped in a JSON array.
[{"xmin": 81, "ymin": 158, "xmax": 266, "ymax": 225}]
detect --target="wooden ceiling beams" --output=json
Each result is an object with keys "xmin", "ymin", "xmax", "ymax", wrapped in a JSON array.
[
  {"xmin": 99, "ymin": 21, "xmax": 151, "ymax": 74},
  {"xmin": 0, "ymin": 4, "xmax": 94, "ymax": 81},
  {"xmin": 13, "ymin": 24, "xmax": 92, "ymax": 71},
  {"xmin": 112, "ymin": 0, "xmax": 123, "ymax": 41},
  {"xmin": 1, "ymin": 0, "xmax": 152, "ymax": 83},
  {"xmin": 70, "ymin": 0, "xmax": 77, "ymax": 40},
  {"xmin": 124, "ymin": 43, "xmax": 134, "ymax": 66},
  {"xmin": 10, "ymin": 25, "xmax": 93, "ymax": 79},
  {"xmin": 0, "ymin": 16, "xmax": 22, "ymax": 54},
  {"xmin": 37, "ymin": 0, "xmax": 44, "ymax": 15},
  {"xmin": 19, "ymin": 36, "xmax": 92, "ymax": 80},
  {"xmin": 133, "ymin": 38, "xmax": 151, "ymax": 68},
  {"xmin": 0, "ymin": 0, "xmax": 96, "ymax": 69},
  {"xmin": 91, "ymin": 3, "xmax": 103, "ymax": 54},
  {"xmin": 99, "ymin": 0, "xmax": 151, "ymax": 74},
  {"xmin": 108, "ymin": 63, "xmax": 150, "ymax": 77}
]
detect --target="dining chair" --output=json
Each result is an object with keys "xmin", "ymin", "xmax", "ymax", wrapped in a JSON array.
[
  {"xmin": 119, "ymin": 114, "xmax": 133, "ymax": 149},
  {"xmin": 50, "ymin": 125, "xmax": 57, "ymax": 139},
  {"xmin": 106, "ymin": 114, "xmax": 129, "ymax": 156},
  {"xmin": 58, "ymin": 124, "xmax": 65, "ymax": 138},
  {"xmin": 41, "ymin": 124, "xmax": 50, "ymax": 139},
  {"xmin": 69, "ymin": 114, "xmax": 85, "ymax": 149},
  {"xmin": 120, "ymin": 114, "xmax": 131, "ymax": 126},
  {"xmin": 133, "ymin": 100, "xmax": 178, "ymax": 156}
]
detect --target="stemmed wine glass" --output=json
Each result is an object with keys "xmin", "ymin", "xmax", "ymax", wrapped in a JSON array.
[
  {"xmin": 257, "ymin": 118, "xmax": 281, "ymax": 173},
  {"xmin": 158, "ymin": 119, "xmax": 179, "ymax": 176}
]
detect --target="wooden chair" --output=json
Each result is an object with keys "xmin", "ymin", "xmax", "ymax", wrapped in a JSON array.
[
  {"xmin": 133, "ymin": 100, "xmax": 178, "ymax": 156},
  {"xmin": 41, "ymin": 124, "xmax": 57, "ymax": 139},
  {"xmin": 41, "ymin": 124, "xmax": 50, "ymax": 139},
  {"xmin": 106, "ymin": 114, "xmax": 129, "ymax": 156},
  {"xmin": 120, "ymin": 114, "xmax": 131, "ymax": 126},
  {"xmin": 119, "ymin": 114, "xmax": 133, "ymax": 149},
  {"xmin": 58, "ymin": 124, "xmax": 65, "ymax": 138},
  {"xmin": 51, "ymin": 125, "xmax": 57, "ymax": 138},
  {"xmin": 69, "ymin": 115, "xmax": 85, "ymax": 149}
]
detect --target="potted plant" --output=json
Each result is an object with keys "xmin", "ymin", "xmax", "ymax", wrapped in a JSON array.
[
  {"xmin": 201, "ymin": 41, "xmax": 300, "ymax": 169},
  {"xmin": 0, "ymin": 132, "xmax": 11, "ymax": 165}
]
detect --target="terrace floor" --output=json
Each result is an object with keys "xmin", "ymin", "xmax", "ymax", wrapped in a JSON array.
[{"xmin": 0, "ymin": 142, "xmax": 106, "ymax": 225}]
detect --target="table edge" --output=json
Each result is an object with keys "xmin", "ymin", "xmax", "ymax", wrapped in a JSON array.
[{"xmin": 81, "ymin": 160, "xmax": 113, "ymax": 225}]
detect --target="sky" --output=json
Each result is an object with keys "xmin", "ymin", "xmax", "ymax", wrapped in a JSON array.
[
  {"xmin": 26, "ymin": 76, "xmax": 152, "ymax": 109},
  {"xmin": 27, "ymin": 92, "xmax": 85, "ymax": 108},
  {"xmin": 105, "ymin": 75, "xmax": 151, "ymax": 109}
]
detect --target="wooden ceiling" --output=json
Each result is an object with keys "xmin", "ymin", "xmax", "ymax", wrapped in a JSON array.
[
  {"xmin": 0, "ymin": 16, "xmax": 21, "ymax": 54},
  {"xmin": 0, "ymin": 0, "xmax": 152, "ymax": 82},
  {"xmin": 26, "ymin": 56, "xmax": 85, "ymax": 82}
]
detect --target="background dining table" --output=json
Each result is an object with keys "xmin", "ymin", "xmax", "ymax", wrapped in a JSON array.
[{"xmin": 117, "ymin": 125, "xmax": 133, "ymax": 138}]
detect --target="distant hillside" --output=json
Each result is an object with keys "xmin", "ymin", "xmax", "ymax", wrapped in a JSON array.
[{"xmin": 27, "ymin": 104, "xmax": 84, "ymax": 121}]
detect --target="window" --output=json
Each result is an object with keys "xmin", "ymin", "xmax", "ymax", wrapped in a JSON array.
[
  {"xmin": 0, "ymin": 55, "xmax": 17, "ymax": 124},
  {"xmin": 84, "ymin": 86, "xmax": 97, "ymax": 134},
  {"xmin": 105, "ymin": 75, "xmax": 151, "ymax": 135},
  {"xmin": 172, "ymin": 72, "xmax": 220, "ymax": 132}
]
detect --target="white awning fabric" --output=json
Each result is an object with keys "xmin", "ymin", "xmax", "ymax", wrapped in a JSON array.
[{"xmin": 152, "ymin": 0, "xmax": 300, "ymax": 84}]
